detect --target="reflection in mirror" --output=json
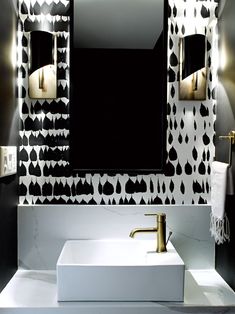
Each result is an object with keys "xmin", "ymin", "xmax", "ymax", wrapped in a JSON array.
[{"xmin": 70, "ymin": 0, "xmax": 167, "ymax": 173}]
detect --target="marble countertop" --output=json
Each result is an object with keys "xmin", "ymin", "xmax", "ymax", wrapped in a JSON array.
[{"xmin": 0, "ymin": 269, "xmax": 235, "ymax": 314}]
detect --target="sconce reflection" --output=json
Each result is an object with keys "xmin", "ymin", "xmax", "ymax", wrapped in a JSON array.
[
  {"xmin": 29, "ymin": 30, "xmax": 57, "ymax": 99},
  {"xmin": 179, "ymin": 34, "xmax": 206, "ymax": 100}
]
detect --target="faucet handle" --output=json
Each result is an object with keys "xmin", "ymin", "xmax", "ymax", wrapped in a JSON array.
[
  {"xmin": 145, "ymin": 213, "xmax": 166, "ymax": 222},
  {"xmin": 145, "ymin": 213, "xmax": 157, "ymax": 216}
]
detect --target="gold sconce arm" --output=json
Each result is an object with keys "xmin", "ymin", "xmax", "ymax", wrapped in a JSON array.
[{"xmin": 39, "ymin": 67, "xmax": 45, "ymax": 90}]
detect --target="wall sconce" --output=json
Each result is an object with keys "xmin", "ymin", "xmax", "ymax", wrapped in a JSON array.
[
  {"xmin": 29, "ymin": 31, "xmax": 57, "ymax": 99},
  {"xmin": 179, "ymin": 34, "xmax": 206, "ymax": 100}
]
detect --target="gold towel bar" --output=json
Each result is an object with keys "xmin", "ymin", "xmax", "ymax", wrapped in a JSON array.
[{"xmin": 219, "ymin": 130, "xmax": 235, "ymax": 145}]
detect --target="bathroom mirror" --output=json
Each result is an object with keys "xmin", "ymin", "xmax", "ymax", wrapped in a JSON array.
[{"xmin": 70, "ymin": 0, "xmax": 167, "ymax": 173}]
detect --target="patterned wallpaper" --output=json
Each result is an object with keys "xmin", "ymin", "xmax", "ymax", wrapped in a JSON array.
[{"xmin": 18, "ymin": 0, "xmax": 219, "ymax": 205}]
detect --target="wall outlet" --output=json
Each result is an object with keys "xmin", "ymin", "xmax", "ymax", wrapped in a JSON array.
[{"xmin": 0, "ymin": 146, "xmax": 17, "ymax": 177}]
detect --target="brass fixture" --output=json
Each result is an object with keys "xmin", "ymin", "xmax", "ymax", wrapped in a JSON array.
[
  {"xmin": 29, "ymin": 30, "xmax": 57, "ymax": 99},
  {"xmin": 129, "ymin": 213, "xmax": 167, "ymax": 253},
  {"xmin": 219, "ymin": 130, "xmax": 235, "ymax": 145},
  {"xmin": 219, "ymin": 130, "xmax": 235, "ymax": 167}
]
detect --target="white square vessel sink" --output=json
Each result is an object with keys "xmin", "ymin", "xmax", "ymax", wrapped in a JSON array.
[{"xmin": 57, "ymin": 239, "xmax": 185, "ymax": 302}]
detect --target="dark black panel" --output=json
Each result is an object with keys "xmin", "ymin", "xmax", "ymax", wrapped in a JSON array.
[
  {"xmin": 215, "ymin": 196, "xmax": 235, "ymax": 291},
  {"xmin": 71, "ymin": 47, "xmax": 166, "ymax": 172},
  {"xmin": 0, "ymin": 175, "xmax": 18, "ymax": 292},
  {"xmin": 215, "ymin": 0, "xmax": 235, "ymax": 291},
  {"xmin": 0, "ymin": 0, "xmax": 18, "ymax": 292},
  {"xmin": 70, "ymin": 0, "xmax": 167, "ymax": 173}
]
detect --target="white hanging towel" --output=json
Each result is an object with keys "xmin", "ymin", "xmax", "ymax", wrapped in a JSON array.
[{"xmin": 210, "ymin": 161, "xmax": 230, "ymax": 245}]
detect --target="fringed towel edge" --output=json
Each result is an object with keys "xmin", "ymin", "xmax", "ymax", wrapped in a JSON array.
[{"xmin": 210, "ymin": 212, "xmax": 230, "ymax": 245}]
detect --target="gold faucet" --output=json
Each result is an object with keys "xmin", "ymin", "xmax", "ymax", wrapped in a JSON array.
[{"xmin": 129, "ymin": 213, "xmax": 167, "ymax": 253}]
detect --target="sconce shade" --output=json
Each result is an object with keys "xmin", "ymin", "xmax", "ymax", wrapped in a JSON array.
[
  {"xmin": 30, "ymin": 31, "xmax": 53, "ymax": 74},
  {"xmin": 182, "ymin": 34, "xmax": 206, "ymax": 80}
]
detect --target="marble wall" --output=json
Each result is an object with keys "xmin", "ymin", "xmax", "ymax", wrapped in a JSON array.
[
  {"xmin": 18, "ymin": 204, "xmax": 214, "ymax": 270},
  {"xmin": 18, "ymin": 0, "xmax": 218, "ymax": 205}
]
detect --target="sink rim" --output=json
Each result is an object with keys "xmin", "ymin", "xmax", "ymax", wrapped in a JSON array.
[{"xmin": 57, "ymin": 238, "xmax": 185, "ymax": 267}]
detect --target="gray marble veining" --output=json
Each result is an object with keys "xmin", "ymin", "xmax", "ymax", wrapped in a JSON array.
[{"xmin": 18, "ymin": 205, "xmax": 214, "ymax": 270}]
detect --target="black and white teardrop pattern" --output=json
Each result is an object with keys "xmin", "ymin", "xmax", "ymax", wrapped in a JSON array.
[{"xmin": 18, "ymin": 0, "xmax": 218, "ymax": 205}]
